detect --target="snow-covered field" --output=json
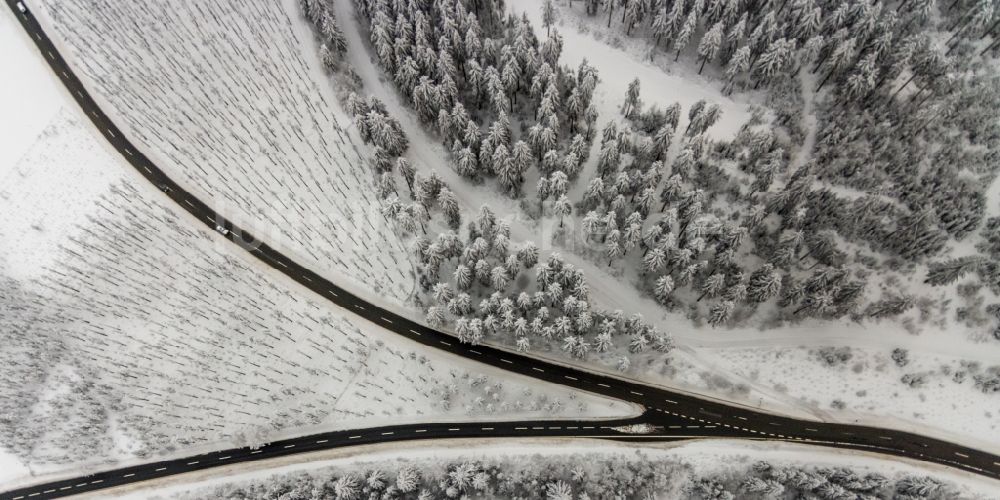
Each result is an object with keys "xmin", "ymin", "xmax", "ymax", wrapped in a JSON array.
[
  {"xmin": 0, "ymin": 107, "xmax": 632, "ymax": 490},
  {"xmin": 25, "ymin": 0, "xmax": 415, "ymax": 310},
  {"xmin": 111, "ymin": 439, "xmax": 1000, "ymax": 499}
]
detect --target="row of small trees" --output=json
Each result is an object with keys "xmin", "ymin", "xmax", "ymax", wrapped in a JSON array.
[{"xmin": 191, "ymin": 453, "xmax": 961, "ymax": 499}]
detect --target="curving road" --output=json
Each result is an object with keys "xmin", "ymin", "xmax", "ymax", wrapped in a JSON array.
[{"xmin": 3, "ymin": 1, "xmax": 1000, "ymax": 498}]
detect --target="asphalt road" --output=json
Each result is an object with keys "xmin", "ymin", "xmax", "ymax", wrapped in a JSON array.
[{"xmin": 4, "ymin": 1, "xmax": 1000, "ymax": 498}]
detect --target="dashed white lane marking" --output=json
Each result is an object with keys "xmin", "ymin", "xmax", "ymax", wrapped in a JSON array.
[
  {"xmin": 60, "ymin": 70, "xmax": 68, "ymax": 78},
  {"xmin": 187, "ymin": 461, "xmax": 199, "ymax": 465},
  {"xmin": 353, "ymin": 304, "xmax": 364, "ymax": 310},
  {"xmin": 597, "ymin": 383, "xmax": 610, "ymax": 388},
  {"xmin": 91, "ymin": 480, "xmax": 103, "ymax": 484},
  {"xmin": 481, "ymin": 427, "xmax": 493, "ymax": 430},
  {"xmin": 669, "ymin": 425, "xmax": 682, "ymax": 429},
  {"xmin": 76, "ymin": 90, "xmax": 84, "ymax": 97},
  {"xmin": 44, "ymin": 490, "xmax": 55, "ymax": 494},
  {"xmin": 302, "ymin": 275, "xmax": 313, "ymax": 283},
  {"xmin": 532, "ymin": 367, "xmax": 545, "ymax": 373},
  {"xmin": 630, "ymin": 391, "xmax": 643, "ymax": 396},
  {"xmin": 409, "ymin": 329, "xmax": 421, "ymax": 335},
  {"xmin": 124, "ymin": 147, "xmax": 133, "ymax": 156},
  {"xmin": 316, "ymin": 439, "xmax": 328, "ymax": 444},
  {"xmin": 143, "ymin": 166, "xmax": 152, "ymax": 173},
  {"xmin": 439, "ymin": 340, "xmax": 451, "ymax": 346},
  {"xmin": 13, "ymin": 495, "xmax": 24, "ymax": 499},
  {"xmin": 805, "ymin": 428, "xmax": 818, "ymax": 432},
  {"xmin": 448, "ymin": 428, "xmax": 460, "ymax": 431},
  {"xmin": 218, "ymin": 456, "xmax": 231, "ymax": 460},
  {"xmin": 46, "ymin": 50, "xmax": 54, "ymax": 59},
  {"xmin": 106, "ymin": 128, "xmax": 115, "ymax": 138},
  {"xmin": 327, "ymin": 290, "xmax": 339, "ymax": 297},
  {"xmin": 74, "ymin": 483, "xmax": 86, "ymax": 488},
  {"xmin": 283, "ymin": 445, "xmax": 295, "ymax": 449},
  {"xmin": 582, "ymin": 426, "xmax": 595, "ymax": 429},
  {"xmin": 515, "ymin": 427, "xmax": 528, "ymax": 430},
  {"xmin": 274, "ymin": 260, "xmax": 288, "ymax": 269},
  {"xmin": 415, "ymin": 429, "xmax": 426, "ymax": 433},
  {"xmin": 380, "ymin": 432, "xmax": 393, "ymax": 436},
  {"xmin": 879, "ymin": 436, "xmax": 893, "ymax": 440},
  {"xmin": 184, "ymin": 199, "xmax": 195, "ymax": 207},
  {"xmin": 27, "ymin": 494, "xmax": 39, "ymax": 498},
  {"xmin": 994, "ymin": 462, "xmax": 1000, "ymax": 467},
  {"xmin": 500, "ymin": 358, "xmax": 513, "ymax": 364},
  {"xmin": 380, "ymin": 316, "xmax": 392, "ymax": 324},
  {"xmin": 769, "ymin": 422, "xmax": 781, "ymax": 426},
  {"xmin": 250, "ymin": 450, "xmax": 262, "ymax": 454},
  {"xmin": 737, "ymin": 416, "xmax": 747, "ymax": 421},
  {"xmin": 564, "ymin": 375, "xmax": 577, "ymax": 381},
  {"xmin": 155, "ymin": 467, "xmax": 167, "ymax": 472},
  {"xmin": 664, "ymin": 399, "xmax": 677, "ymax": 404},
  {"xmin": 349, "ymin": 435, "xmax": 362, "ymax": 439},
  {"xmin": 470, "ymin": 349, "xmax": 482, "ymax": 355},
  {"xmin": 956, "ymin": 452, "xmax": 969, "ymax": 458},
  {"xmin": 123, "ymin": 473, "xmax": 135, "ymax": 478}
]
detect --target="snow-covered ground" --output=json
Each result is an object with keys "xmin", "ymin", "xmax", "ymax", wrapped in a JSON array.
[
  {"xmin": 25, "ymin": 0, "xmax": 416, "ymax": 312},
  {"xmin": 0, "ymin": 105, "xmax": 633, "ymax": 490},
  {"xmin": 0, "ymin": 6, "xmax": 63, "ymax": 174},
  {"xmin": 111, "ymin": 439, "xmax": 1000, "ymax": 499}
]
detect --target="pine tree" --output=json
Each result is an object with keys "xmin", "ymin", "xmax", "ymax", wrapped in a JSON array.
[
  {"xmin": 925, "ymin": 257, "xmax": 983, "ymax": 286},
  {"xmin": 554, "ymin": 195, "xmax": 572, "ymax": 227},
  {"xmin": 747, "ymin": 264, "xmax": 782, "ymax": 302},
  {"xmin": 623, "ymin": 78, "xmax": 641, "ymax": 117},
  {"xmin": 438, "ymin": 188, "xmax": 461, "ymax": 229},
  {"xmin": 724, "ymin": 45, "xmax": 751, "ymax": 94},
  {"xmin": 517, "ymin": 241, "xmax": 540, "ymax": 269},
  {"xmin": 698, "ymin": 273, "xmax": 726, "ymax": 301},
  {"xmin": 542, "ymin": 0, "xmax": 557, "ymax": 37},
  {"xmin": 697, "ymin": 22, "xmax": 725, "ymax": 74},
  {"xmin": 396, "ymin": 466, "xmax": 421, "ymax": 493},
  {"xmin": 454, "ymin": 264, "xmax": 472, "ymax": 290},
  {"xmin": 708, "ymin": 300, "xmax": 735, "ymax": 327},
  {"xmin": 654, "ymin": 275, "xmax": 675, "ymax": 304},
  {"xmin": 674, "ymin": 11, "xmax": 698, "ymax": 61}
]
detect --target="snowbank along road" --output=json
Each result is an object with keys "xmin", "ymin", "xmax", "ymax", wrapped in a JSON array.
[{"xmin": 4, "ymin": 1, "xmax": 1000, "ymax": 498}]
